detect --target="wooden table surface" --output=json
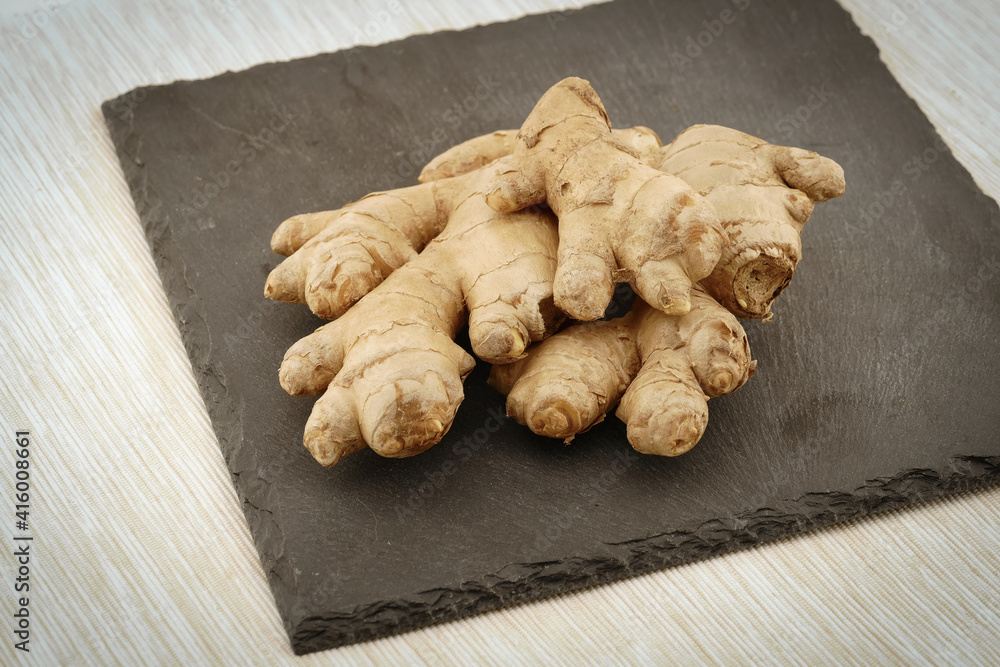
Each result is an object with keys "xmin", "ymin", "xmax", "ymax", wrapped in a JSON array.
[{"xmin": 1, "ymin": 0, "xmax": 998, "ymax": 663}]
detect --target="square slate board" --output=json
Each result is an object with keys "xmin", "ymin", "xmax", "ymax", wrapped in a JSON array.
[{"xmin": 103, "ymin": 0, "xmax": 1000, "ymax": 655}]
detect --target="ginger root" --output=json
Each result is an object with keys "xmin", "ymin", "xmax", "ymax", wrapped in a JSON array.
[
  {"xmin": 276, "ymin": 160, "xmax": 561, "ymax": 464},
  {"xmin": 419, "ymin": 127, "xmax": 664, "ymax": 184},
  {"xmin": 425, "ymin": 119, "xmax": 844, "ymax": 452},
  {"xmin": 267, "ymin": 78, "xmax": 733, "ymax": 465},
  {"xmin": 474, "ymin": 78, "xmax": 724, "ymax": 321},
  {"xmin": 267, "ymin": 77, "xmax": 847, "ymax": 463},
  {"xmin": 655, "ymin": 125, "xmax": 845, "ymax": 319},
  {"xmin": 421, "ymin": 122, "xmax": 846, "ymax": 320},
  {"xmin": 265, "ymin": 182, "xmax": 447, "ymax": 319},
  {"xmin": 490, "ymin": 287, "xmax": 754, "ymax": 455}
]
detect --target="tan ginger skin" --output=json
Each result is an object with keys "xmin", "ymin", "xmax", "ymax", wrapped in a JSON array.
[
  {"xmin": 422, "ymin": 123, "xmax": 845, "ymax": 320},
  {"xmin": 489, "ymin": 288, "xmax": 755, "ymax": 456},
  {"xmin": 272, "ymin": 161, "xmax": 562, "ymax": 465},
  {"xmin": 657, "ymin": 125, "xmax": 845, "ymax": 319},
  {"xmin": 474, "ymin": 78, "xmax": 724, "ymax": 322},
  {"xmin": 267, "ymin": 77, "xmax": 847, "ymax": 462},
  {"xmin": 266, "ymin": 182, "xmax": 449, "ymax": 320},
  {"xmin": 421, "ymin": 114, "xmax": 845, "ymax": 452},
  {"xmin": 265, "ymin": 77, "xmax": 728, "ymax": 465}
]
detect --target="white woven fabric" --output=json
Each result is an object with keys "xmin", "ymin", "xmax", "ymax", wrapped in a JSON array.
[{"xmin": 1, "ymin": 0, "xmax": 997, "ymax": 663}]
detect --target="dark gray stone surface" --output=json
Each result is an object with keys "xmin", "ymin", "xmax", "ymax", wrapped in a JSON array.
[{"xmin": 103, "ymin": 0, "xmax": 1000, "ymax": 655}]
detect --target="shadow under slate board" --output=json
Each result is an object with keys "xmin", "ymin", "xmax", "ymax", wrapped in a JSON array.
[{"xmin": 103, "ymin": 0, "xmax": 1000, "ymax": 655}]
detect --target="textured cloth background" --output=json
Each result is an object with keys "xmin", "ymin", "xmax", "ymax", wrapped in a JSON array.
[{"xmin": 1, "ymin": 0, "xmax": 998, "ymax": 664}]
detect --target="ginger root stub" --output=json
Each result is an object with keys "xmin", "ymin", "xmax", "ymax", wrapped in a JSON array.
[
  {"xmin": 656, "ymin": 124, "xmax": 846, "ymax": 319},
  {"xmin": 490, "ymin": 287, "xmax": 755, "ymax": 456}
]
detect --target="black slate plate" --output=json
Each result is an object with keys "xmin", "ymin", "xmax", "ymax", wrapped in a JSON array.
[{"xmin": 103, "ymin": 0, "xmax": 1000, "ymax": 655}]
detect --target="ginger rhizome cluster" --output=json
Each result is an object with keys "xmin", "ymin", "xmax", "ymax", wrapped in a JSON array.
[{"xmin": 265, "ymin": 77, "xmax": 845, "ymax": 466}]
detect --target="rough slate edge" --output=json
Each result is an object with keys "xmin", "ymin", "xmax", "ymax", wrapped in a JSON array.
[
  {"xmin": 292, "ymin": 461, "xmax": 1000, "ymax": 652},
  {"xmin": 100, "ymin": 6, "xmax": 1000, "ymax": 658}
]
